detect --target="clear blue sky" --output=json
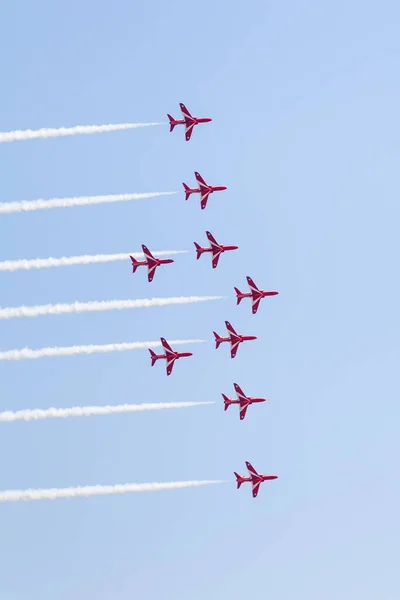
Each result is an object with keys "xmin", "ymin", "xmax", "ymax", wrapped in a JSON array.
[{"xmin": 0, "ymin": 1, "xmax": 399, "ymax": 598}]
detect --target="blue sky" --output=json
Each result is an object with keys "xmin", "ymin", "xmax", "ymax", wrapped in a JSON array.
[{"xmin": 0, "ymin": 0, "xmax": 399, "ymax": 598}]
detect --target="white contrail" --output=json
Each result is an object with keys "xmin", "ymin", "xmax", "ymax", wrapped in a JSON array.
[
  {"xmin": 0, "ymin": 250, "xmax": 187, "ymax": 272},
  {"xmin": 0, "ymin": 296, "xmax": 223, "ymax": 320},
  {"xmin": 0, "ymin": 191, "xmax": 176, "ymax": 214},
  {"xmin": 0, "ymin": 480, "xmax": 227, "ymax": 503},
  {"xmin": 0, "ymin": 401, "xmax": 215, "ymax": 423},
  {"xmin": 0, "ymin": 339, "xmax": 204, "ymax": 361},
  {"xmin": 0, "ymin": 122, "xmax": 162, "ymax": 144}
]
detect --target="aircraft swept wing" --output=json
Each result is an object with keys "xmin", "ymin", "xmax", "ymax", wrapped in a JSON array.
[
  {"xmin": 181, "ymin": 103, "xmax": 196, "ymax": 141},
  {"xmin": 206, "ymin": 231, "xmax": 222, "ymax": 268},
  {"xmin": 225, "ymin": 321, "xmax": 241, "ymax": 359},
  {"xmin": 142, "ymin": 245, "xmax": 158, "ymax": 282},
  {"xmin": 246, "ymin": 276, "xmax": 261, "ymax": 314},
  {"xmin": 246, "ymin": 461, "xmax": 262, "ymax": 498},
  {"xmin": 160, "ymin": 337, "xmax": 176, "ymax": 375},
  {"xmin": 194, "ymin": 172, "xmax": 211, "ymax": 208}
]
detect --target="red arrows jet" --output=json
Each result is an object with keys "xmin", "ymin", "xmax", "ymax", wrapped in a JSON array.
[
  {"xmin": 194, "ymin": 231, "xmax": 238, "ymax": 269},
  {"xmin": 167, "ymin": 103, "xmax": 212, "ymax": 141},
  {"xmin": 130, "ymin": 245, "xmax": 174, "ymax": 282},
  {"xmin": 213, "ymin": 321, "xmax": 257, "ymax": 358},
  {"xmin": 223, "ymin": 383, "xmax": 266, "ymax": 420},
  {"xmin": 235, "ymin": 276, "xmax": 279, "ymax": 314},
  {"xmin": 149, "ymin": 338, "xmax": 193, "ymax": 376},
  {"xmin": 183, "ymin": 171, "xmax": 227, "ymax": 210},
  {"xmin": 234, "ymin": 461, "xmax": 278, "ymax": 498}
]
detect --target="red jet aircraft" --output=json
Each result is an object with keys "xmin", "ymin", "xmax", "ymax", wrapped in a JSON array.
[
  {"xmin": 183, "ymin": 171, "xmax": 227, "ymax": 210},
  {"xmin": 213, "ymin": 321, "xmax": 257, "ymax": 358},
  {"xmin": 223, "ymin": 383, "xmax": 266, "ymax": 420},
  {"xmin": 235, "ymin": 276, "xmax": 279, "ymax": 314},
  {"xmin": 194, "ymin": 231, "xmax": 238, "ymax": 269},
  {"xmin": 168, "ymin": 103, "xmax": 212, "ymax": 141},
  {"xmin": 234, "ymin": 461, "xmax": 278, "ymax": 498},
  {"xmin": 130, "ymin": 245, "xmax": 174, "ymax": 282},
  {"xmin": 149, "ymin": 338, "xmax": 193, "ymax": 376}
]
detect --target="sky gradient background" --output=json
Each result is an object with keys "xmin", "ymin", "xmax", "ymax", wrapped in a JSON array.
[{"xmin": 0, "ymin": 1, "xmax": 399, "ymax": 599}]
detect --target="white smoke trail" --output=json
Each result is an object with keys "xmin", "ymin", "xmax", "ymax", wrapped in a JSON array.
[
  {"xmin": 0, "ymin": 401, "xmax": 215, "ymax": 423},
  {"xmin": 0, "ymin": 480, "xmax": 227, "ymax": 503},
  {"xmin": 0, "ymin": 296, "xmax": 223, "ymax": 320},
  {"xmin": 0, "ymin": 122, "xmax": 162, "ymax": 144},
  {"xmin": 0, "ymin": 250, "xmax": 187, "ymax": 273},
  {"xmin": 0, "ymin": 339, "xmax": 204, "ymax": 361},
  {"xmin": 0, "ymin": 191, "xmax": 176, "ymax": 214}
]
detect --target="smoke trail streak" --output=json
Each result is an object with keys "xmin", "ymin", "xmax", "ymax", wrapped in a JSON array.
[
  {"xmin": 0, "ymin": 339, "xmax": 204, "ymax": 361},
  {"xmin": 0, "ymin": 296, "xmax": 224, "ymax": 320},
  {"xmin": 0, "ymin": 191, "xmax": 176, "ymax": 214},
  {"xmin": 0, "ymin": 480, "xmax": 227, "ymax": 503},
  {"xmin": 0, "ymin": 250, "xmax": 187, "ymax": 272},
  {"xmin": 0, "ymin": 401, "xmax": 215, "ymax": 423},
  {"xmin": 0, "ymin": 122, "xmax": 162, "ymax": 144}
]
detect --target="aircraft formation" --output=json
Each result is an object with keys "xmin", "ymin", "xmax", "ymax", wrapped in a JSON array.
[
  {"xmin": 132, "ymin": 102, "xmax": 280, "ymax": 498},
  {"xmin": 1, "ymin": 102, "xmax": 278, "ymax": 501}
]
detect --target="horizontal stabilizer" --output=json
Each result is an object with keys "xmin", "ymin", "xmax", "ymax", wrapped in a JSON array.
[
  {"xmin": 167, "ymin": 114, "xmax": 176, "ymax": 132},
  {"xmin": 222, "ymin": 394, "xmax": 230, "ymax": 411},
  {"xmin": 193, "ymin": 242, "xmax": 203, "ymax": 260},
  {"xmin": 213, "ymin": 331, "xmax": 222, "ymax": 349},
  {"xmin": 234, "ymin": 472, "xmax": 244, "ymax": 489},
  {"xmin": 130, "ymin": 255, "xmax": 139, "ymax": 273},
  {"xmin": 234, "ymin": 287, "xmax": 243, "ymax": 304},
  {"xmin": 182, "ymin": 183, "xmax": 192, "ymax": 201},
  {"xmin": 149, "ymin": 349, "xmax": 158, "ymax": 366}
]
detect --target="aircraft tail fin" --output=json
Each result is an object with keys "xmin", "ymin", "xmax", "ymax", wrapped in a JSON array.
[
  {"xmin": 234, "ymin": 287, "xmax": 244, "ymax": 304},
  {"xmin": 130, "ymin": 256, "xmax": 140, "ymax": 274},
  {"xmin": 167, "ymin": 114, "xmax": 177, "ymax": 132},
  {"xmin": 149, "ymin": 349, "xmax": 158, "ymax": 366},
  {"xmin": 213, "ymin": 331, "xmax": 222, "ymax": 349},
  {"xmin": 193, "ymin": 242, "xmax": 203, "ymax": 260},
  {"xmin": 234, "ymin": 472, "xmax": 244, "ymax": 489},
  {"xmin": 182, "ymin": 183, "xmax": 192, "ymax": 200},
  {"xmin": 222, "ymin": 394, "xmax": 231, "ymax": 411}
]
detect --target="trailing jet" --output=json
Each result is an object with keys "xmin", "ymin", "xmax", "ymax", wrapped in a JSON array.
[
  {"xmin": 130, "ymin": 245, "xmax": 174, "ymax": 282},
  {"xmin": 194, "ymin": 231, "xmax": 238, "ymax": 269},
  {"xmin": 213, "ymin": 321, "xmax": 257, "ymax": 358},
  {"xmin": 235, "ymin": 276, "xmax": 279, "ymax": 314},
  {"xmin": 149, "ymin": 337, "xmax": 193, "ymax": 376},
  {"xmin": 167, "ymin": 103, "xmax": 212, "ymax": 141},
  {"xmin": 234, "ymin": 461, "xmax": 278, "ymax": 498},
  {"xmin": 183, "ymin": 171, "xmax": 227, "ymax": 209},
  {"xmin": 223, "ymin": 383, "xmax": 266, "ymax": 420}
]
